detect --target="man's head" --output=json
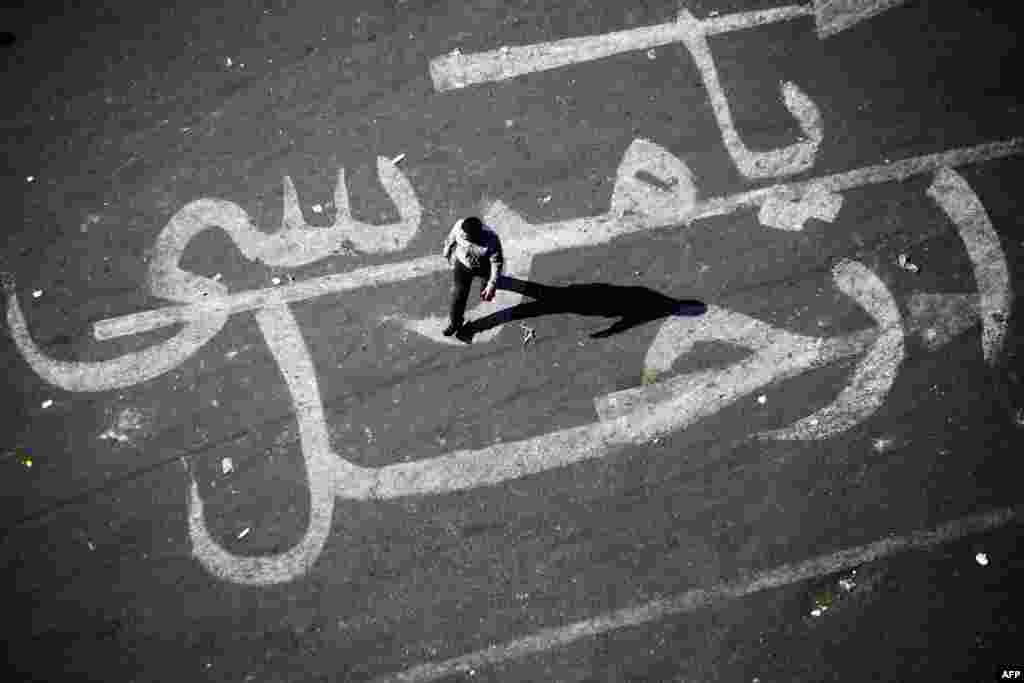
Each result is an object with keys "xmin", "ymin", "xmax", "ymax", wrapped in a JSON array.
[{"xmin": 461, "ymin": 216, "xmax": 484, "ymax": 241}]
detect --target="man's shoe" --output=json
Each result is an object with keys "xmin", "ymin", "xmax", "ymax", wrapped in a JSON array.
[{"xmin": 443, "ymin": 321, "xmax": 462, "ymax": 337}]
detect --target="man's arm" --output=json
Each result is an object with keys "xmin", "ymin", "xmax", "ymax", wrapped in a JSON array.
[
  {"xmin": 486, "ymin": 233, "xmax": 504, "ymax": 290},
  {"xmin": 442, "ymin": 224, "xmax": 459, "ymax": 262}
]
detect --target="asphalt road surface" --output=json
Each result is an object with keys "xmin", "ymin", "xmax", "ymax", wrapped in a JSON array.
[{"xmin": 2, "ymin": 1, "xmax": 1023, "ymax": 681}]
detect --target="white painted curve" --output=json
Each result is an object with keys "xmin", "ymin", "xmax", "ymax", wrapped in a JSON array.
[
  {"xmin": 2, "ymin": 272, "xmax": 228, "ymax": 393},
  {"xmin": 757, "ymin": 259, "xmax": 904, "ymax": 439},
  {"xmin": 927, "ymin": 167, "xmax": 1013, "ymax": 365}
]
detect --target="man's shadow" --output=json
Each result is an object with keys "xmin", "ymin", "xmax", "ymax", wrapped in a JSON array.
[{"xmin": 458, "ymin": 276, "xmax": 707, "ymax": 342}]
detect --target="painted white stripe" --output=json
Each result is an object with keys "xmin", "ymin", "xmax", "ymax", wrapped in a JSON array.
[
  {"xmin": 428, "ymin": 5, "xmax": 814, "ymax": 92},
  {"xmin": 188, "ymin": 302, "xmax": 338, "ymax": 586},
  {"xmin": 927, "ymin": 168, "xmax": 1013, "ymax": 365},
  {"xmin": 279, "ymin": 157, "xmax": 422, "ymax": 256},
  {"xmin": 94, "ymin": 254, "xmax": 449, "ymax": 341},
  {"xmin": 696, "ymin": 138, "xmax": 1024, "ymax": 222},
  {"xmin": 86, "ymin": 137, "xmax": 1023, "ymax": 343},
  {"xmin": 374, "ymin": 505, "xmax": 1021, "ymax": 683},
  {"xmin": 186, "ymin": 255, "xmax": 978, "ymax": 585},
  {"xmin": 756, "ymin": 257, "xmax": 904, "ymax": 440},
  {"xmin": 758, "ymin": 183, "xmax": 844, "ymax": 231},
  {"xmin": 595, "ymin": 260, "xmax": 903, "ymax": 443},
  {"xmin": 813, "ymin": 0, "xmax": 910, "ymax": 39},
  {"xmin": 187, "ymin": 258, "xmax": 894, "ymax": 584},
  {"xmin": 675, "ymin": 8, "xmax": 823, "ymax": 179},
  {"xmin": 433, "ymin": 6, "xmax": 823, "ymax": 179},
  {"xmin": 394, "ymin": 139, "xmax": 699, "ymax": 345},
  {"xmin": 3, "ymin": 271, "xmax": 229, "ymax": 392},
  {"xmin": 8, "ymin": 141, "xmax": 1018, "ymax": 586}
]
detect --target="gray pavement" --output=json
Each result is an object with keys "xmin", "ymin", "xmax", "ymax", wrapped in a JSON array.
[{"xmin": 2, "ymin": 1, "xmax": 1023, "ymax": 681}]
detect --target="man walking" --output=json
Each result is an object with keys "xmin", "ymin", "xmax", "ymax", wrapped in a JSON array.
[{"xmin": 441, "ymin": 216, "xmax": 504, "ymax": 337}]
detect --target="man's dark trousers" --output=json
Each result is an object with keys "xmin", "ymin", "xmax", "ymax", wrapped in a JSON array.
[{"xmin": 449, "ymin": 259, "xmax": 491, "ymax": 328}]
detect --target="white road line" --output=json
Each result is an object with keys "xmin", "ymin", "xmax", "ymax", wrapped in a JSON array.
[
  {"xmin": 813, "ymin": 0, "xmax": 910, "ymax": 39},
  {"xmin": 433, "ymin": 4, "xmax": 824, "ymax": 179},
  {"xmin": 6, "ymin": 139, "xmax": 1018, "ymax": 586},
  {"xmin": 374, "ymin": 505, "xmax": 1021, "ymax": 683},
  {"xmin": 94, "ymin": 254, "xmax": 449, "ymax": 341},
  {"xmin": 596, "ymin": 261, "xmax": 905, "ymax": 442},
  {"xmin": 86, "ymin": 137, "xmax": 1023, "ymax": 343},
  {"xmin": 429, "ymin": 0, "xmax": 912, "ymax": 93},
  {"xmin": 756, "ymin": 241, "xmax": 904, "ymax": 440},
  {"xmin": 675, "ymin": 8, "xmax": 823, "ymax": 179},
  {"xmin": 187, "ymin": 301, "xmax": 337, "ymax": 585},
  {"xmin": 187, "ymin": 258, "xmax": 895, "ymax": 585},
  {"xmin": 695, "ymin": 138, "xmax": 1024, "ymax": 221},
  {"xmin": 429, "ymin": 5, "xmax": 814, "ymax": 92},
  {"xmin": 927, "ymin": 168, "xmax": 1013, "ymax": 365}
]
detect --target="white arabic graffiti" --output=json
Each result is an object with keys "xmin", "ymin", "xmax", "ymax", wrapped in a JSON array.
[
  {"xmin": 431, "ymin": 5, "xmax": 824, "ymax": 179},
  {"xmin": 3, "ymin": 156, "xmax": 420, "ymax": 393},
  {"xmin": 3, "ymin": 0, "xmax": 1019, "ymax": 583},
  {"xmin": 3, "ymin": 137, "xmax": 1016, "ymax": 585}
]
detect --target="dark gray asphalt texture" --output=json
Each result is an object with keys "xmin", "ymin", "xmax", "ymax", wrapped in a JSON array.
[{"xmin": 2, "ymin": 1, "xmax": 1023, "ymax": 681}]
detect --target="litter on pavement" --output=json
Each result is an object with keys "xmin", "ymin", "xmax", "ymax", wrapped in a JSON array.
[
  {"xmin": 391, "ymin": 153, "xmax": 406, "ymax": 165},
  {"xmin": 41, "ymin": 399, "xmax": 53, "ymax": 409},
  {"xmin": 32, "ymin": 290, "xmax": 42, "ymax": 298},
  {"xmin": 221, "ymin": 457, "xmax": 234, "ymax": 475},
  {"xmin": 897, "ymin": 253, "xmax": 920, "ymax": 273},
  {"xmin": 237, "ymin": 527, "xmax": 250, "ymax": 539},
  {"xmin": 756, "ymin": 394, "xmax": 767, "ymax": 405},
  {"xmin": 312, "ymin": 204, "xmax": 324, "ymax": 214},
  {"xmin": 520, "ymin": 324, "xmax": 536, "ymax": 346},
  {"xmin": 872, "ymin": 436, "xmax": 894, "ymax": 453},
  {"xmin": 976, "ymin": 552, "xmax": 989, "ymax": 566},
  {"xmin": 81, "ymin": 213, "xmax": 102, "ymax": 232}
]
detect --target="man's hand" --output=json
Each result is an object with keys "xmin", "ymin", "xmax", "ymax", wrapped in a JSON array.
[{"xmin": 481, "ymin": 284, "xmax": 496, "ymax": 302}]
